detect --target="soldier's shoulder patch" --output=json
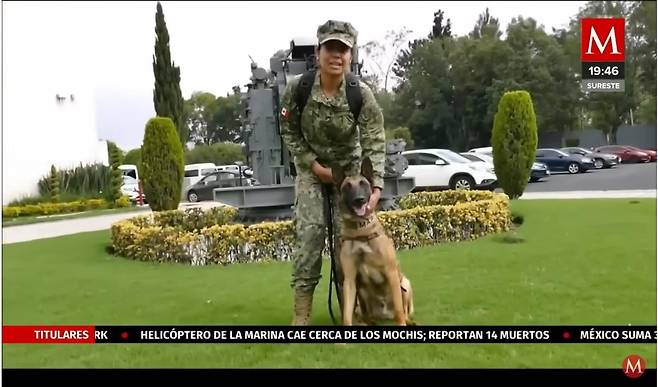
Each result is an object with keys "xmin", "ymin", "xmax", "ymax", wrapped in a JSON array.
[{"xmin": 281, "ymin": 107, "xmax": 290, "ymax": 121}]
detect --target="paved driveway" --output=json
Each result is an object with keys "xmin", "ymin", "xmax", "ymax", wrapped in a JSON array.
[{"xmin": 2, "ymin": 201, "xmax": 227, "ymax": 245}]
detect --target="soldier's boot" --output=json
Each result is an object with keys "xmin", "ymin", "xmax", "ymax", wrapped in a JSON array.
[{"xmin": 292, "ymin": 288, "xmax": 314, "ymax": 325}]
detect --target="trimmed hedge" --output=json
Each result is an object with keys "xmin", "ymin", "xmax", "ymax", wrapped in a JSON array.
[
  {"xmin": 398, "ymin": 190, "xmax": 499, "ymax": 208},
  {"xmin": 114, "ymin": 196, "xmax": 132, "ymax": 208},
  {"xmin": 3, "ymin": 198, "xmax": 109, "ymax": 218},
  {"xmin": 111, "ymin": 190, "xmax": 511, "ymax": 266}
]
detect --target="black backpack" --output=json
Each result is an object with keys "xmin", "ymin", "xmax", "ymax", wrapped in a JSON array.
[{"xmin": 294, "ymin": 70, "xmax": 363, "ymax": 121}]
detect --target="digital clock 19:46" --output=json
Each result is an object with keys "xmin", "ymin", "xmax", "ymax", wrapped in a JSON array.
[{"xmin": 581, "ymin": 62, "xmax": 625, "ymax": 80}]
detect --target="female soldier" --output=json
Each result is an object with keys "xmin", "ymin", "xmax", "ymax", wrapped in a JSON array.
[{"xmin": 279, "ymin": 20, "xmax": 386, "ymax": 325}]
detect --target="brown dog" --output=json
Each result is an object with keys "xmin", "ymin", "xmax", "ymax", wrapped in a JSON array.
[{"xmin": 332, "ymin": 157, "xmax": 415, "ymax": 326}]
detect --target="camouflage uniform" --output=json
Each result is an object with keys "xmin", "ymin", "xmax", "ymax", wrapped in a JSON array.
[{"xmin": 279, "ymin": 20, "xmax": 386, "ymax": 325}]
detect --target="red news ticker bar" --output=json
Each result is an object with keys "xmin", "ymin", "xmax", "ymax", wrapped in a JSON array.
[{"xmin": 3, "ymin": 325, "xmax": 95, "ymax": 344}]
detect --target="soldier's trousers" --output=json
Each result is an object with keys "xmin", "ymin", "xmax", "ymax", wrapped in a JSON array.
[{"xmin": 290, "ymin": 167, "xmax": 343, "ymax": 293}]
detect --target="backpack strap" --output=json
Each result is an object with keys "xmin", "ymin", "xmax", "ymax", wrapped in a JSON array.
[
  {"xmin": 345, "ymin": 73, "xmax": 363, "ymax": 122},
  {"xmin": 295, "ymin": 71, "xmax": 316, "ymax": 115},
  {"xmin": 294, "ymin": 70, "xmax": 363, "ymax": 121}
]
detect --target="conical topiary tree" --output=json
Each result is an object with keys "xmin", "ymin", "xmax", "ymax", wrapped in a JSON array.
[
  {"xmin": 48, "ymin": 165, "xmax": 60, "ymax": 203},
  {"xmin": 141, "ymin": 117, "xmax": 184, "ymax": 211},
  {"xmin": 108, "ymin": 142, "xmax": 124, "ymax": 204},
  {"xmin": 491, "ymin": 90, "xmax": 538, "ymax": 199}
]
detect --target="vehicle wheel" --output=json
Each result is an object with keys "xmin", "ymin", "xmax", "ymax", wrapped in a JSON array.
[
  {"xmin": 450, "ymin": 174, "xmax": 475, "ymax": 190},
  {"xmin": 567, "ymin": 162, "xmax": 580, "ymax": 174},
  {"xmin": 187, "ymin": 190, "xmax": 199, "ymax": 202},
  {"xmin": 529, "ymin": 177, "xmax": 539, "ymax": 183},
  {"xmin": 593, "ymin": 158, "xmax": 604, "ymax": 169}
]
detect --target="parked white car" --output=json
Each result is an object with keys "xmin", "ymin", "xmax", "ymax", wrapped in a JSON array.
[
  {"xmin": 119, "ymin": 164, "xmax": 139, "ymax": 180},
  {"xmin": 467, "ymin": 146, "xmax": 493, "ymax": 155},
  {"xmin": 120, "ymin": 175, "xmax": 142, "ymax": 201},
  {"xmin": 401, "ymin": 149, "xmax": 497, "ymax": 190},
  {"xmin": 459, "ymin": 152, "xmax": 496, "ymax": 174}
]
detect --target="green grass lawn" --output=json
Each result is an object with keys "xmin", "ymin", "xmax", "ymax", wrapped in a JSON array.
[
  {"xmin": 2, "ymin": 206, "xmax": 149, "ymax": 227},
  {"xmin": 2, "ymin": 199, "xmax": 656, "ymax": 368}
]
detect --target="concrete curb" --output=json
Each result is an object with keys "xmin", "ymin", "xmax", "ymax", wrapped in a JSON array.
[
  {"xmin": 518, "ymin": 189, "xmax": 656, "ymax": 200},
  {"xmin": 2, "ymin": 201, "xmax": 228, "ymax": 245}
]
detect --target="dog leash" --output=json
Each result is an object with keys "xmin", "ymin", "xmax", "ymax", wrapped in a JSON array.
[{"xmin": 322, "ymin": 184, "xmax": 341, "ymax": 325}]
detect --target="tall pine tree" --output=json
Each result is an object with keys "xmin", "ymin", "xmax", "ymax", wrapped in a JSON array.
[{"xmin": 153, "ymin": 1, "xmax": 187, "ymax": 147}]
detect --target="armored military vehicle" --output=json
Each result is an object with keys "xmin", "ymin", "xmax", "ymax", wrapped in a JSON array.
[{"xmin": 212, "ymin": 37, "xmax": 414, "ymax": 221}]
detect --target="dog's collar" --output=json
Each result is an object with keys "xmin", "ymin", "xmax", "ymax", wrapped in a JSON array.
[
  {"xmin": 343, "ymin": 214, "xmax": 375, "ymax": 230},
  {"xmin": 341, "ymin": 213, "xmax": 382, "ymax": 242}
]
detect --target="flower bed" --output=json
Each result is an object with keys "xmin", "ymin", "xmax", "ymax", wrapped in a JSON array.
[{"xmin": 110, "ymin": 190, "xmax": 511, "ymax": 265}]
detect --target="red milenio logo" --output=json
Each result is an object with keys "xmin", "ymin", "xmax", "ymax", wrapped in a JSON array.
[
  {"xmin": 622, "ymin": 354, "xmax": 646, "ymax": 379},
  {"xmin": 581, "ymin": 18, "xmax": 625, "ymax": 62}
]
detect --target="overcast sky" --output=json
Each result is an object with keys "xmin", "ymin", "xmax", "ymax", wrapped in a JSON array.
[{"xmin": 4, "ymin": 1, "xmax": 587, "ymax": 150}]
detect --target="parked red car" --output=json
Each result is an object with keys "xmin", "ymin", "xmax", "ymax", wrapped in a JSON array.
[
  {"xmin": 593, "ymin": 145, "xmax": 652, "ymax": 163},
  {"xmin": 625, "ymin": 146, "xmax": 657, "ymax": 162}
]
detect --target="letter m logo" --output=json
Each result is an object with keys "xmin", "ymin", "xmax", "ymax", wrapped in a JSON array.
[
  {"xmin": 581, "ymin": 18, "xmax": 625, "ymax": 62},
  {"xmin": 622, "ymin": 355, "xmax": 646, "ymax": 379}
]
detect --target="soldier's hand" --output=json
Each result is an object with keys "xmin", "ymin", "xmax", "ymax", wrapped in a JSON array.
[{"xmin": 311, "ymin": 161, "xmax": 334, "ymax": 184}]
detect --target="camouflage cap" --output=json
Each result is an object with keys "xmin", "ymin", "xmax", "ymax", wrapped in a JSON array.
[{"xmin": 317, "ymin": 20, "xmax": 358, "ymax": 48}]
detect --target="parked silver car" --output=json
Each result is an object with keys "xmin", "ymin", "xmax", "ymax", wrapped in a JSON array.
[
  {"xmin": 561, "ymin": 147, "xmax": 620, "ymax": 169},
  {"xmin": 184, "ymin": 171, "xmax": 254, "ymax": 202}
]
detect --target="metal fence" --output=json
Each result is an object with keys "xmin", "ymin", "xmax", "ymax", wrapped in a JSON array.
[{"xmin": 538, "ymin": 124, "xmax": 657, "ymax": 149}]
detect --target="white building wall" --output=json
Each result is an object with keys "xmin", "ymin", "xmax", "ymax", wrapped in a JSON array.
[{"xmin": 2, "ymin": 3, "xmax": 108, "ymax": 205}]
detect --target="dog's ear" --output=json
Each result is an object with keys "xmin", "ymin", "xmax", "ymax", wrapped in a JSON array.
[
  {"xmin": 331, "ymin": 163, "xmax": 346, "ymax": 187},
  {"xmin": 361, "ymin": 157, "xmax": 374, "ymax": 184}
]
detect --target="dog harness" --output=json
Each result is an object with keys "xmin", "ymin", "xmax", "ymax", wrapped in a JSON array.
[{"xmin": 340, "ymin": 215, "xmax": 384, "ymax": 242}]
